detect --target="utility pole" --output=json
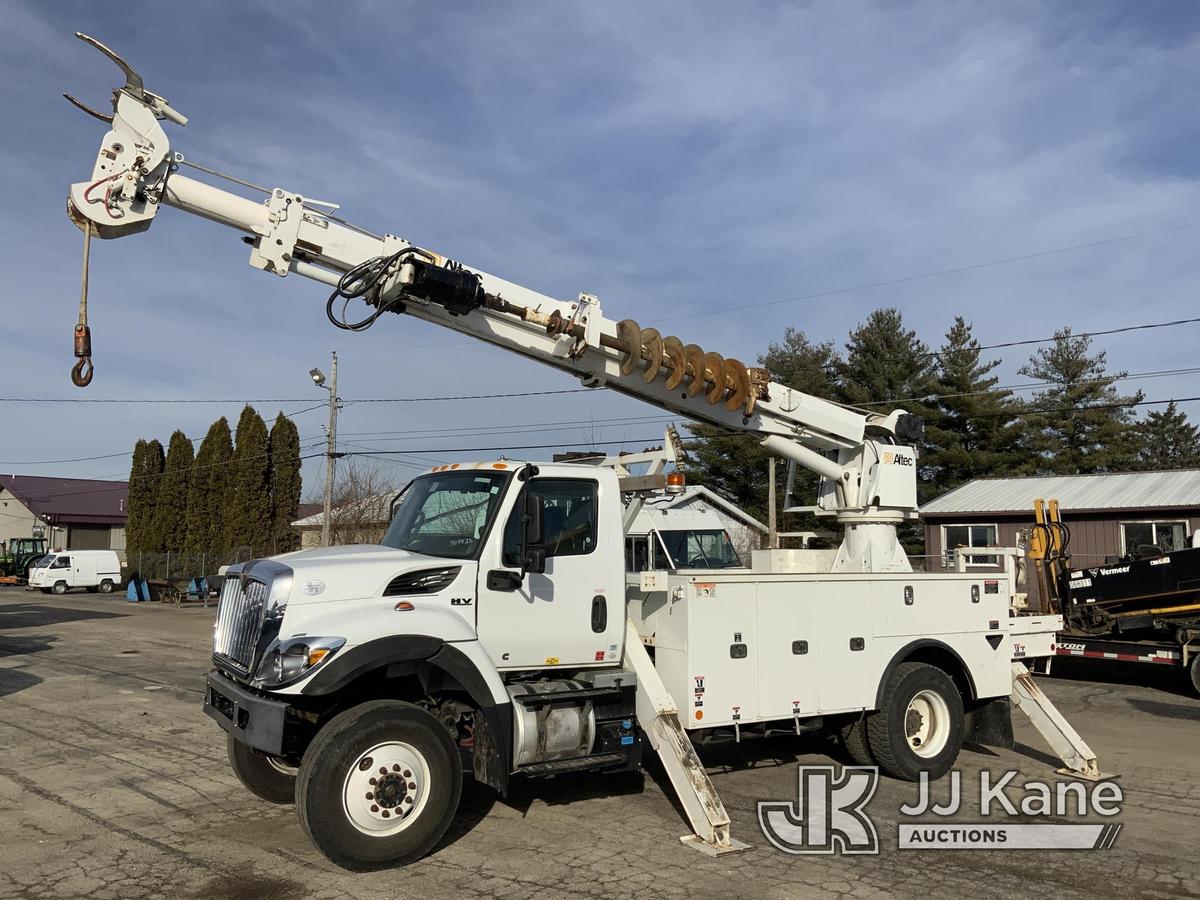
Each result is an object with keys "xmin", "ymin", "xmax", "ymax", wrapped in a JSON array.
[
  {"xmin": 767, "ymin": 457, "xmax": 778, "ymax": 549},
  {"xmin": 310, "ymin": 352, "xmax": 339, "ymax": 548}
]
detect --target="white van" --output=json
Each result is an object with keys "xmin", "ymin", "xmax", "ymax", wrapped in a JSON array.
[{"xmin": 28, "ymin": 550, "xmax": 122, "ymax": 595}]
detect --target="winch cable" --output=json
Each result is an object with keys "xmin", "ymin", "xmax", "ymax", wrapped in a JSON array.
[{"xmin": 71, "ymin": 225, "xmax": 94, "ymax": 387}]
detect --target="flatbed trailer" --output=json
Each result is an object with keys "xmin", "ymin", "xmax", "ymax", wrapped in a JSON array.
[{"xmin": 1053, "ymin": 631, "xmax": 1200, "ymax": 695}]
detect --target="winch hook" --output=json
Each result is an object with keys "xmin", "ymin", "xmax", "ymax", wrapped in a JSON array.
[{"xmin": 71, "ymin": 224, "xmax": 95, "ymax": 387}]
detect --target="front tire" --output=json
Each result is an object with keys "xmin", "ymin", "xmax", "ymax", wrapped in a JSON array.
[
  {"xmin": 1189, "ymin": 652, "xmax": 1200, "ymax": 697},
  {"xmin": 228, "ymin": 735, "xmax": 297, "ymax": 804},
  {"xmin": 52, "ymin": 581, "xmax": 67, "ymax": 595},
  {"xmin": 296, "ymin": 700, "xmax": 462, "ymax": 870},
  {"xmin": 867, "ymin": 662, "xmax": 964, "ymax": 781}
]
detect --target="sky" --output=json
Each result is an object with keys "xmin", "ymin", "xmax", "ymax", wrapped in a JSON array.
[{"xmin": 2, "ymin": 0, "xmax": 1199, "ymax": 497}]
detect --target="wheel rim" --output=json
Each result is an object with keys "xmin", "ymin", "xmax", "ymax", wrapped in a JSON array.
[
  {"xmin": 342, "ymin": 741, "xmax": 432, "ymax": 837},
  {"xmin": 904, "ymin": 689, "xmax": 951, "ymax": 759}
]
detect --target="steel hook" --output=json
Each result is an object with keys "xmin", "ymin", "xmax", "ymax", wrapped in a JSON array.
[{"xmin": 71, "ymin": 356, "xmax": 94, "ymax": 388}]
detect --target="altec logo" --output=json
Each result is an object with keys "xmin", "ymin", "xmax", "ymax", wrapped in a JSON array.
[{"xmin": 881, "ymin": 452, "xmax": 914, "ymax": 467}]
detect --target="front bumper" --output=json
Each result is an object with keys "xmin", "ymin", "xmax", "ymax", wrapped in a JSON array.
[{"xmin": 204, "ymin": 669, "xmax": 289, "ymax": 756}]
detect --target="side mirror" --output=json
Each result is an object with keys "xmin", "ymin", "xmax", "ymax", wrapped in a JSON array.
[
  {"xmin": 522, "ymin": 545, "xmax": 547, "ymax": 576},
  {"xmin": 522, "ymin": 490, "xmax": 543, "ymax": 545}
]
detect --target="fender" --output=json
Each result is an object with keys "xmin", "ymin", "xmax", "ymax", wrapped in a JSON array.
[
  {"xmin": 874, "ymin": 638, "xmax": 978, "ymax": 708},
  {"xmin": 302, "ymin": 633, "xmax": 513, "ymax": 794}
]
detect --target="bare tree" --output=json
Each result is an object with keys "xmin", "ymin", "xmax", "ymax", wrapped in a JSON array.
[{"xmin": 323, "ymin": 460, "xmax": 403, "ymax": 546}]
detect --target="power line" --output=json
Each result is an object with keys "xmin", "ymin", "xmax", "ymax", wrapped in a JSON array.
[
  {"xmin": 649, "ymin": 219, "xmax": 1200, "ymax": 323},
  {"xmin": 339, "ymin": 437, "xmax": 669, "ymax": 458},
  {"xmin": 0, "ymin": 389, "xmax": 591, "ymax": 405}
]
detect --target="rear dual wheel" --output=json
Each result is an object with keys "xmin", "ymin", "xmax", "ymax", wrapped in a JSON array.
[{"xmin": 867, "ymin": 662, "xmax": 964, "ymax": 781}]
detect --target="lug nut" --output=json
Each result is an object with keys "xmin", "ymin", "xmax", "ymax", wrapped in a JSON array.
[
  {"xmin": 369, "ymin": 777, "xmax": 377, "ymax": 785},
  {"xmin": 408, "ymin": 782, "xmax": 417, "ymax": 791},
  {"xmin": 404, "ymin": 796, "xmax": 413, "ymax": 805},
  {"xmin": 381, "ymin": 810, "xmax": 390, "ymax": 818},
  {"xmin": 402, "ymin": 770, "xmax": 411, "ymax": 778},
  {"xmin": 393, "ymin": 764, "xmax": 401, "ymax": 772},
  {"xmin": 370, "ymin": 805, "xmax": 379, "ymax": 813},
  {"xmin": 365, "ymin": 793, "xmax": 374, "ymax": 800},
  {"xmin": 379, "ymin": 767, "xmax": 388, "ymax": 775}
]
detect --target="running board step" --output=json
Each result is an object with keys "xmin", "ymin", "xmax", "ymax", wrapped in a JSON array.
[{"xmin": 518, "ymin": 753, "xmax": 627, "ymax": 777}]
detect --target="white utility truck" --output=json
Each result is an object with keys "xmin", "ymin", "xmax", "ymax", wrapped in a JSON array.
[
  {"xmin": 60, "ymin": 35, "xmax": 1094, "ymax": 871},
  {"xmin": 27, "ymin": 549, "xmax": 121, "ymax": 595}
]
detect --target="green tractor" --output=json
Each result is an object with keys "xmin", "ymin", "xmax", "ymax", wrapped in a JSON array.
[{"xmin": 1, "ymin": 537, "xmax": 49, "ymax": 580}]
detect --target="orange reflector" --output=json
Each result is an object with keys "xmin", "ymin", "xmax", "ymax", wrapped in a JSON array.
[
  {"xmin": 394, "ymin": 601, "xmax": 415, "ymax": 611},
  {"xmin": 450, "ymin": 463, "xmax": 459, "ymax": 469},
  {"xmin": 307, "ymin": 647, "xmax": 332, "ymax": 666},
  {"xmin": 492, "ymin": 462, "xmax": 508, "ymax": 469},
  {"xmin": 694, "ymin": 709, "xmax": 703, "ymax": 720}
]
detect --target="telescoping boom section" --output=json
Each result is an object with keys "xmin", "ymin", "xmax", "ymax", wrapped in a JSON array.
[{"xmin": 64, "ymin": 34, "xmax": 921, "ymax": 574}]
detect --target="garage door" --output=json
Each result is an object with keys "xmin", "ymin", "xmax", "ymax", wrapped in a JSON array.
[{"xmin": 68, "ymin": 526, "xmax": 110, "ymax": 550}]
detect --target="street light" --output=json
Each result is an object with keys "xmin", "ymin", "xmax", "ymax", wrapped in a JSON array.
[{"xmin": 312, "ymin": 353, "xmax": 338, "ymax": 547}]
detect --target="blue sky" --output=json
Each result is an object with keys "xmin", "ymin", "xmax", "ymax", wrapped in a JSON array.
[{"xmin": 2, "ymin": 1, "xmax": 1199, "ymax": 494}]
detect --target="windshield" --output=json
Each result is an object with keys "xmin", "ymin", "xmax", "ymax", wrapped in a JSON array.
[
  {"xmin": 27, "ymin": 555, "xmax": 51, "ymax": 569},
  {"xmin": 381, "ymin": 471, "xmax": 510, "ymax": 560},
  {"xmin": 658, "ymin": 529, "xmax": 742, "ymax": 569}
]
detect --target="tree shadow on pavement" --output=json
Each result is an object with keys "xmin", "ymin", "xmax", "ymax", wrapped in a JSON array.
[
  {"xmin": 0, "ymin": 632, "xmax": 57, "ymax": 698},
  {"xmin": 0, "ymin": 603, "xmax": 126, "ymax": 631}
]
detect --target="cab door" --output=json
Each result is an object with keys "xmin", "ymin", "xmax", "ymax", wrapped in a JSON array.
[{"xmin": 476, "ymin": 476, "xmax": 623, "ymax": 670}]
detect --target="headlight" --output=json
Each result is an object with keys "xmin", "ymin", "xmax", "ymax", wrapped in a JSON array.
[{"xmin": 254, "ymin": 636, "xmax": 345, "ymax": 688}]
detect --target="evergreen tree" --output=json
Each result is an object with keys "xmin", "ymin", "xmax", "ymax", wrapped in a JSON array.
[
  {"xmin": 186, "ymin": 417, "xmax": 233, "ymax": 559},
  {"xmin": 837, "ymin": 308, "xmax": 935, "ymax": 414},
  {"xmin": 685, "ymin": 329, "xmax": 839, "ymax": 524},
  {"xmin": 226, "ymin": 406, "xmax": 272, "ymax": 555},
  {"xmin": 268, "ymin": 412, "xmax": 303, "ymax": 552},
  {"xmin": 1019, "ymin": 328, "xmax": 1143, "ymax": 474},
  {"xmin": 154, "ymin": 430, "xmax": 194, "ymax": 554},
  {"xmin": 923, "ymin": 317, "xmax": 1028, "ymax": 497},
  {"xmin": 1131, "ymin": 401, "xmax": 1200, "ymax": 470},
  {"xmin": 126, "ymin": 438, "xmax": 165, "ymax": 553}
]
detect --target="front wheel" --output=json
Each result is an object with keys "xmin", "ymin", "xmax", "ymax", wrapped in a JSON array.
[
  {"xmin": 228, "ymin": 735, "xmax": 296, "ymax": 803},
  {"xmin": 867, "ymin": 662, "xmax": 964, "ymax": 781},
  {"xmin": 52, "ymin": 581, "xmax": 67, "ymax": 595},
  {"xmin": 1189, "ymin": 652, "xmax": 1200, "ymax": 697},
  {"xmin": 296, "ymin": 700, "xmax": 462, "ymax": 870}
]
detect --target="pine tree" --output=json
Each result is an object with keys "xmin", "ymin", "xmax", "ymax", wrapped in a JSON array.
[
  {"xmin": 126, "ymin": 438, "xmax": 165, "ymax": 553},
  {"xmin": 268, "ymin": 412, "xmax": 303, "ymax": 553},
  {"xmin": 685, "ymin": 328, "xmax": 839, "ymax": 524},
  {"xmin": 186, "ymin": 417, "xmax": 233, "ymax": 559},
  {"xmin": 923, "ymin": 317, "xmax": 1028, "ymax": 497},
  {"xmin": 837, "ymin": 308, "xmax": 935, "ymax": 414},
  {"xmin": 1019, "ymin": 328, "xmax": 1143, "ymax": 474},
  {"xmin": 154, "ymin": 430, "xmax": 194, "ymax": 554},
  {"xmin": 226, "ymin": 406, "xmax": 272, "ymax": 555},
  {"xmin": 1132, "ymin": 401, "xmax": 1200, "ymax": 470}
]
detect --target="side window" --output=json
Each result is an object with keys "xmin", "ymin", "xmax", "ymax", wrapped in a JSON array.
[
  {"xmin": 503, "ymin": 478, "xmax": 598, "ymax": 566},
  {"xmin": 626, "ymin": 536, "xmax": 650, "ymax": 572},
  {"xmin": 51, "ymin": 556, "xmax": 70, "ymax": 569}
]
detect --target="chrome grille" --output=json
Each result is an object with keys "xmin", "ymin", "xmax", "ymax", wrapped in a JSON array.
[{"xmin": 213, "ymin": 576, "xmax": 269, "ymax": 673}]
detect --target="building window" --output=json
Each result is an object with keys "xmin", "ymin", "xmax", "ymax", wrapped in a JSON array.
[
  {"xmin": 1120, "ymin": 521, "xmax": 1187, "ymax": 556},
  {"xmin": 942, "ymin": 524, "xmax": 998, "ymax": 566}
]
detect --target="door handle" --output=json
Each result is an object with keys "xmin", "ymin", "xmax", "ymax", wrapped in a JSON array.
[{"xmin": 591, "ymin": 595, "xmax": 607, "ymax": 633}]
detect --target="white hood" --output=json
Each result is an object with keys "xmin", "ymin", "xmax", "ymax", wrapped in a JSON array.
[{"xmin": 272, "ymin": 544, "xmax": 463, "ymax": 603}]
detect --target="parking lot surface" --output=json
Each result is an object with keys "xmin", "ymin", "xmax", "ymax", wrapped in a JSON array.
[{"xmin": 0, "ymin": 587, "xmax": 1197, "ymax": 899}]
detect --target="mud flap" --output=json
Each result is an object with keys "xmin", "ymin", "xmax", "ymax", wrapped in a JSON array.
[{"xmin": 964, "ymin": 697, "xmax": 1014, "ymax": 750}]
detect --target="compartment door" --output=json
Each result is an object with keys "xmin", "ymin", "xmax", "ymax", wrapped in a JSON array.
[{"xmin": 756, "ymin": 581, "xmax": 820, "ymax": 720}]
